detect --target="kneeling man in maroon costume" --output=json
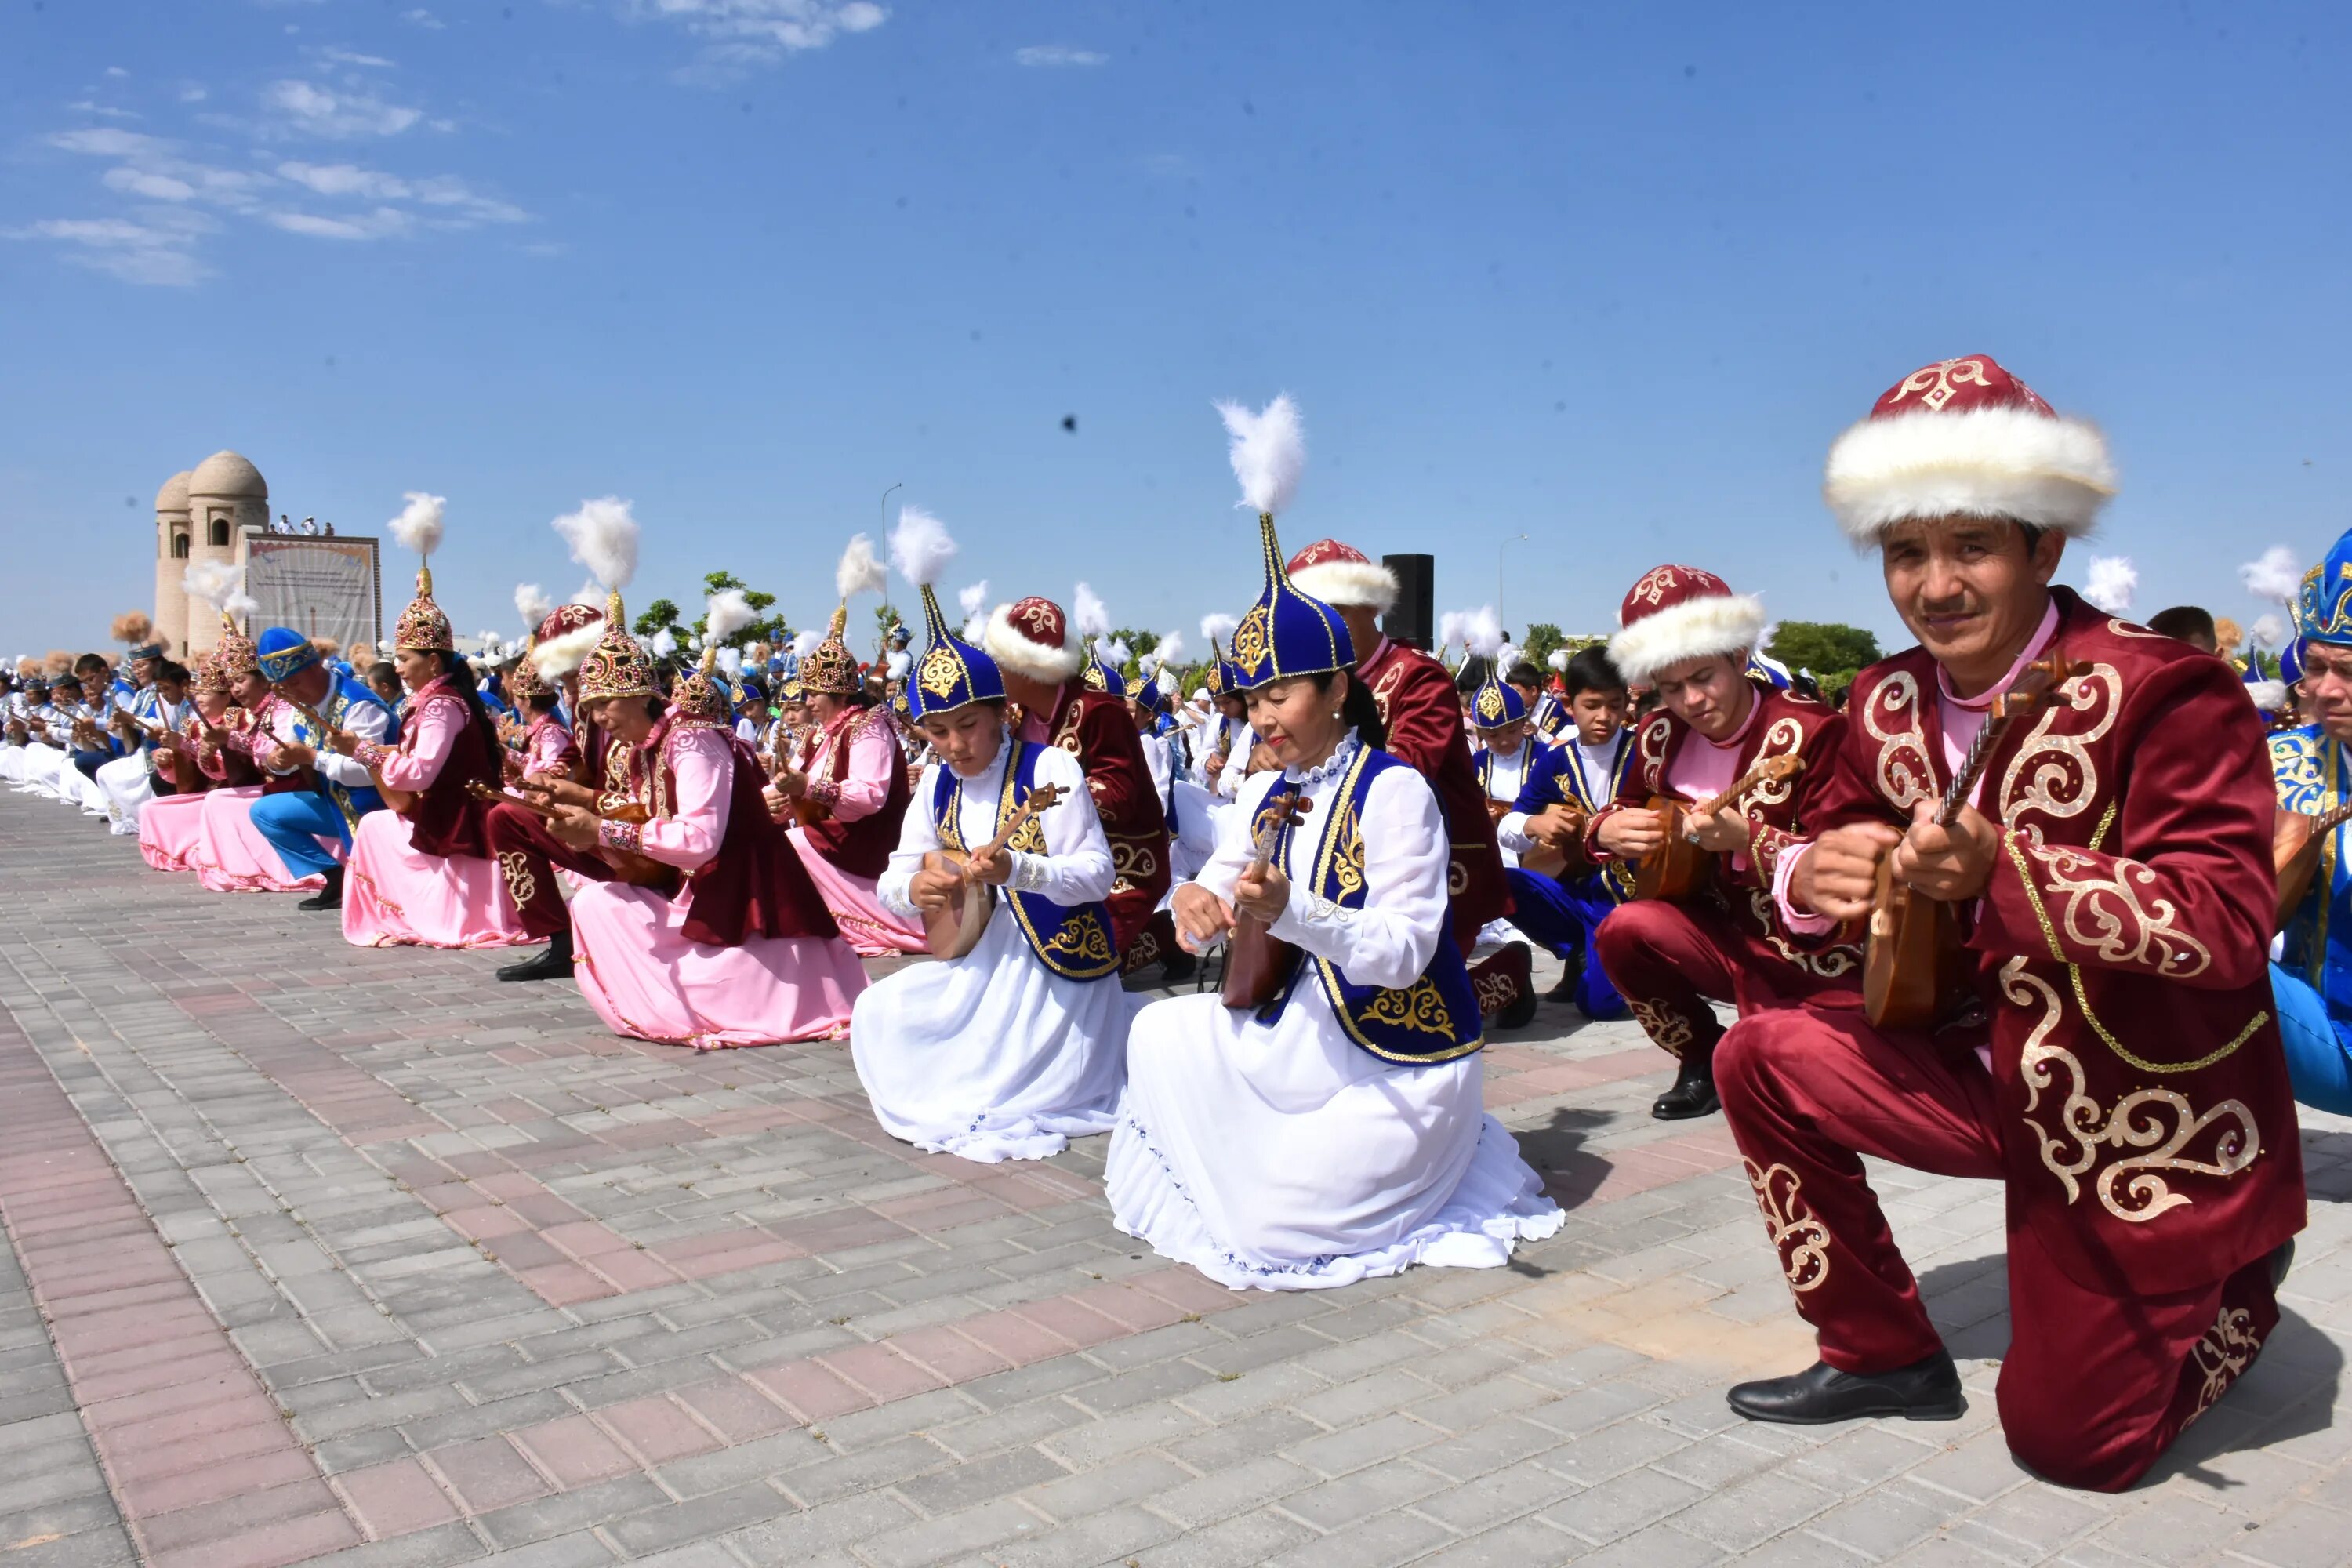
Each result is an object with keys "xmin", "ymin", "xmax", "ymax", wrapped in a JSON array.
[{"xmin": 1725, "ymin": 354, "xmax": 2303, "ymax": 1491}]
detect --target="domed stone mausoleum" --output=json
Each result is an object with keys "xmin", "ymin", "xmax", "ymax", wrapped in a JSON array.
[{"xmin": 149, "ymin": 452, "xmax": 378, "ymax": 660}]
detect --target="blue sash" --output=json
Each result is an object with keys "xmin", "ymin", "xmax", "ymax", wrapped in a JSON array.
[
  {"xmin": 931, "ymin": 738, "xmax": 1120, "ymax": 982},
  {"xmin": 1258, "ymin": 746, "xmax": 1483, "ymax": 1063}
]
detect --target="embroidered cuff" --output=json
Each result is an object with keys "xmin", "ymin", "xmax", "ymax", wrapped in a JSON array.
[
  {"xmin": 594, "ymin": 790, "xmax": 635, "ymax": 816},
  {"xmin": 351, "ymin": 739, "xmax": 391, "ymax": 771},
  {"xmin": 1008, "ymin": 851, "xmax": 1051, "ymax": 895},
  {"xmin": 599, "ymin": 818, "xmax": 643, "ymax": 855},
  {"xmin": 1583, "ymin": 804, "xmax": 1623, "ymax": 863},
  {"xmin": 804, "ymin": 777, "xmax": 843, "ymax": 810},
  {"xmin": 1750, "ymin": 822, "xmax": 1801, "ymax": 885}
]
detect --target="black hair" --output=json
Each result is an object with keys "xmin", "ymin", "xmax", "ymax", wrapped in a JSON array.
[
  {"xmin": 1454, "ymin": 655, "xmax": 1493, "ymax": 695},
  {"xmin": 74, "ymin": 653, "xmax": 108, "ymax": 676},
  {"xmin": 526, "ymin": 691, "xmax": 561, "ymax": 717},
  {"xmin": 419, "ymin": 651, "xmax": 503, "ymax": 759},
  {"xmin": 1505, "ymin": 661, "xmax": 1544, "ymax": 690},
  {"xmin": 155, "ymin": 661, "xmax": 191, "ymax": 685},
  {"xmin": 368, "ymin": 661, "xmax": 397, "ymax": 683},
  {"xmin": 1308, "ymin": 668, "xmax": 1388, "ymax": 751},
  {"xmin": 1561, "ymin": 647, "xmax": 1628, "ymax": 699},
  {"xmin": 2146, "ymin": 605, "xmax": 2216, "ymax": 644}
]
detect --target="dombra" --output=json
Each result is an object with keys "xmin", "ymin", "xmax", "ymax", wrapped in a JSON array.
[
  {"xmin": 2273, "ymin": 797, "xmax": 2352, "ymax": 934},
  {"xmin": 1222, "ymin": 793, "xmax": 1316, "ymax": 1011},
  {"xmin": 1634, "ymin": 754, "xmax": 1804, "ymax": 902},
  {"xmin": 277, "ymin": 694, "xmax": 416, "ymax": 811},
  {"xmin": 463, "ymin": 779, "xmax": 674, "ymax": 890},
  {"xmin": 920, "ymin": 782, "xmax": 1065, "ymax": 960},
  {"xmin": 1863, "ymin": 655, "xmax": 2086, "ymax": 1030}
]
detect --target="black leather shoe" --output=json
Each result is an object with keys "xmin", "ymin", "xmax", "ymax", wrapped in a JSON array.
[
  {"xmin": 1728, "ymin": 1350, "xmax": 1965, "ymax": 1425},
  {"xmin": 296, "ymin": 868, "xmax": 344, "ymax": 912},
  {"xmin": 1650, "ymin": 1044, "xmax": 1719, "ymax": 1120},
  {"xmin": 1545, "ymin": 962, "xmax": 1582, "ymax": 1002},
  {"xmin": 1160, "ymin": 950, "xmax": 1198, "ymax": 984},
  {"xmin": 2271, "ymin": 1237, "xmax": 2296, "ymax": 1290},
  {"xmin": 499, "ymin": 933, "xmax": 574, "ymax": 982}
]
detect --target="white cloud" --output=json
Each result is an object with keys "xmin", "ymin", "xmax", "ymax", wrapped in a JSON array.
[
  {"xmin": 48, "ymin": 127, "xmax": 166, "ymax": 158},
  {"xmin": 1015, "ymin": 45, "xmax": 1106, "ymax": 67},
  {"xmin": 267, "ymin": 205, "xmax": 412, "ymax": 240},
  {"xmin": 67, "ymin": 101, "xmax": 140, "ymax": 119},
  {"xmin": 627, "ymin": 0, "xmax": 887, "ymax": 78},
  {"xmin": 263, "ymin": 78, "xmax": 423, "ymax": 137},
  {"xmin": 320, "ymin": 48, "xmax": 396, "ymax": 68},
  {"xmin": 103, "ymin": 166, "xmax": 197, "ymax": 201},
  {"xmin": 401, "ymin": 9, "xmax": 446, "ymax": 27},
  {"xmin": 276, "ymin": 161, "xmax": 525, "ymax": 223},
  {"xmin": 8, "ymin": 210, "xmax": 213, "ymax": 286},
  {"xmin": 104, "ymin": 66, "xmax": 129, "ymax": 78},
  {"xmin": 178, "ymin": 83, "xmax": 209, "ymax": 103}
]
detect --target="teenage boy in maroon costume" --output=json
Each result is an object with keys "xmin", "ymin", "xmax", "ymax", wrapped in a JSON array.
[
  {"xmin": 1287, "ymin": 539, "xmax": 1533, "ymax": 1026},
  {"xmin": 983, "ymin": 595, "xmax": 1172, "ymax": 968},
  {"xmin": 1719, "ymin": 354, "xmax": 2302, "ymax": 1491},
  {"xmin": 1582, "ymin": 568, "xmax": 1860, "ymax": 1117}
]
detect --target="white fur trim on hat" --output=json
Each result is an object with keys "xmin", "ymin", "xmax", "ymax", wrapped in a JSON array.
[
  {"xmin": 2245, "ymin": 678, "xmax": 2288, "ymax": 713},
  {"xmin": 1288, "ymin": 558, "xmax": 1399, "ymax": 613},
  {"xmin": 982, "ymin": 603, "xmax": 1083, "ymax": 684},
  {"xmin": 1824, "ymin": 405, "xmax": 2114, "ymax": 543},
  {"xmin": 531, "ymin": 621, "xmax": 605, "ymax": 680},
  {"xmin": 1609, "ymin": 593, "xmax": 1767, "ymax": 684}
]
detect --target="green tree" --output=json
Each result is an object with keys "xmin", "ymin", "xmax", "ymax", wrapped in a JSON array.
[
  {"xmin": 1766, "ymin": 622, "xmax": 1881, "ymax": 684},
  {"xmin": 691, "ymin": 570, "xmax": 790, "ymax": 648},
  {"xmin": 873, "ymin": 601, "xmax": 905, "ymax": 656},
  {"xmin": 1109, "ymin": 628, "xmax": 1161, "ymax": 680},
  {"xmin": 632, "ymin": 598, "xmax": 680, "ymax": 639},
  {"xmin": 1520, "ymin": 622, "xmax": 1566, "ymax": 672}
]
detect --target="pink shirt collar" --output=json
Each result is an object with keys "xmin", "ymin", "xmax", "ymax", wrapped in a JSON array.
[
  {"xmin": 1699, "ymin": 680, "xmax": 1764, "ymax": 751},
  {"xmin": 1937, "ymin": 597, "xmax": 2061, "ymax": 711}
]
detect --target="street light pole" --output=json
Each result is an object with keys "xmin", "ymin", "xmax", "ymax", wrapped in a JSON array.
[{"xmin": 1498, "ymin": 532, "xmax": 1530, "ymax": 638}]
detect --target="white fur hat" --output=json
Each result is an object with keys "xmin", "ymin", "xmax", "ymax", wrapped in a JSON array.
[
  {"xmin": 982, "ymin": 596, "xmax": 1086, "ymax": 684},
  {"xmin": 1283, "ymin": 538, "xmax": 1399, "ymax": 614},
  {"xmin": 1607, "ymin": 564, "xmax": 1766, "ymax": 685}
]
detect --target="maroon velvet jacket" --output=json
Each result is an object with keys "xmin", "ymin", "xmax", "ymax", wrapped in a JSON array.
[
  {"xmin": 631, "ymin": 717, "xmax": 838, "ymax": 948},
  {"xmin": 397, "ymin": 688, "xmax": 504, "ymax": 860},
  {"xmin": 1044, "ymin": 685, "xmax": 1171, "ymax": 955},
  {"xmin": 1359, "ymin": 637, "xmax": 1509, "ymax": 935},
  {"xmin": 793, "ymin": 703, "xmax": 912, "ymax": 880},
  {"xmin": 1794, "ymin": 589, "xmax": 2303, "ymax": 1296},
  {"xmin": 1586, "ymin": 679, "xmax": 1862, "ymax": 1000}
]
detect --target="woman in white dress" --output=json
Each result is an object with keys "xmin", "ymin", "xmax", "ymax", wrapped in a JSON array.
[
  {"xmin": 851, "ymin": 511, "xmax": 1131, "ymax": 1162},
  {"xmin": 1105, "ymin": 402, "xmax": 1562, "ymax": 1290}
]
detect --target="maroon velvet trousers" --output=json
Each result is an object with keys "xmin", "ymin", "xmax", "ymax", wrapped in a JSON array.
[
  {"xmin": 1717, "ymin": 1004, "xmax": 2279, "ymax": 1492},
  {"xmin": 484, "ymin": 802, "xmax": 613, "ymax": 941}
]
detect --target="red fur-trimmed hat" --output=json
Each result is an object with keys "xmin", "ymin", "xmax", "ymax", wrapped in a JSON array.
[
  {"xmin": 1607, "ymin": 564, "xmax": 1766, "ymax": 685},
  {"xmin": 1824, "ymin": 354, "xmax": 2115, "ymax": 543},
  {"xmin": 1284, "ymin": 539, "xmax": 1398, "ymax": 614},
  {"xmin": 982, "ymin": 595, "xmax": 1085, "ymax": 684}
]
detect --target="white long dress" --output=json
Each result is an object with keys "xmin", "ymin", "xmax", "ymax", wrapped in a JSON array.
[
  {"xmin": 1105, "ymin": 733, "xmax": 1564, "ymax": 1291},
  {"xmin": 851, "ymin": 743, "xmax": 1132, "ymax": 1163}
]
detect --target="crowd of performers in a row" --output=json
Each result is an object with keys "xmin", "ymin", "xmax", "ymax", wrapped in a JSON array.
[{"xmin": 9, "ymin": 353, "xmax": 2350, "ymax": 1497}]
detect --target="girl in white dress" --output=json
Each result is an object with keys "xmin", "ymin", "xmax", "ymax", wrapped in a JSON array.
[
  {"xmin": 851, "ymin": 510, "xmax": 1131, "ymax": 1162},
  {"xmin": 1105, "ymin": 397, "xmax": 1563, "ymax": 1290}
]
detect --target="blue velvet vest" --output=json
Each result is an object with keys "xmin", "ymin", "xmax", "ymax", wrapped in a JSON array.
[
  {"xmin": 2274, "ymin": 724, "xmax": 2352, "ymax": 1016},
  {"xmin": 1258, "ymin": 746, "xmax": 1483, "ymax": 1063},
  {"xmin": 930, "ymin": 737, "xmax": 1120, "ymax": 983}
]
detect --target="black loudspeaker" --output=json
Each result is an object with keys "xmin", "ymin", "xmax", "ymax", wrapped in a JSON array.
[{"xmin": 1382, "ymin": 554, "xmax": 1435, "ymax": 650}]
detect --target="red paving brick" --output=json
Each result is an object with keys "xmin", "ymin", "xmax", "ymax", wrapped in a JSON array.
[
  {"xmin": 595, "ymin": 1396, "xmax": 726, "ymax": 1465},
  {"xmin": 335, "ymin": 1458, "xmax": 462, "ymax": 1538},
  {"xmin": 884, "ymin": 1324, "xmax": 1016, "ymax": 1382},
  {"xmin": 673, "ymin": 1376, "xmax": 797, "ymax": 1443},
  {"xmin": 426, "ymin": 1435, "xmax": 554, "ymax": 1514},
  {"xmin": 818, "ymin": 1339, "xmax": 949, "ymax": 1401},
  {"xmin": 511, "ymin": 1413, "xmax": 640, "ymax": 1489},
  {"xmin": 749, "ymin": 1356, "xmax": 877, "ymax": 1422}
]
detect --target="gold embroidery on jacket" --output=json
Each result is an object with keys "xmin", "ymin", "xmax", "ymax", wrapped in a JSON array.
[
  {"xmin": 2186, "ymin": 1305, "xmax": 2262, "ymax": 1424},
  {"xmin": 1628, "ymin": 998, "xmax": 1693, "ymax": 1056},
  {"xmin": 1862, "ymin": 671, "xmax": 1935, "ymax": 811},
  {"xmin": 1363, "ymin": 978, "xmax": 1458, "ymax": 1040},
  {"xmin": 2004, "ymin": 957, "xmax": 2259, "ymax": 1222}
]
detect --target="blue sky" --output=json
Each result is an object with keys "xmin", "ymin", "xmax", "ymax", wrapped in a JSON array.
[{"xmin": 5, "ymin": 2, "xmax": 2347, "ymax": 661}]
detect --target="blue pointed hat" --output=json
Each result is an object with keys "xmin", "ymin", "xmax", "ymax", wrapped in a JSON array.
[
  {"xmin": 1748, "ymin": 649, "xmax": 1796, "ymax": 691},
  {"xmin": 256, "ymin": 627, "xmax": 321, "ymax": 684},
  {"xmin": 891, "ymin": 508, "xmax": 1006, "ymax": 723},
  {"xmin": 1468, "ymin": 663, "xmax": 1526, "ymax": 730},
  {"xmin": 2299, "ymin": 530, "xmax": 2352, "ymax": 647},
  {"xmin": 1083, "ymin": 645, "xmax": 1128, "ymax": 699},
  {"xmin": 1229, "ymin": 514, "xmax": 1355, "ymax": 690},
  {"xmin": 2281, "ymin": 636, "xmax": 2306, "ymax": 686}
]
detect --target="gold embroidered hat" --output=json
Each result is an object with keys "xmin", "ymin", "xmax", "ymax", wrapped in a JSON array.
[
  {"xmin": 212, "ymin": 610, "xmax": 260, "ymax": 681},
  {"xmin": 576, "ymin": 592, "xmax": 656, "ymax": 702},
  {"xmin": 192, "ymin": 652, "xmax": 232, "ymax": 698},
  {"xmin": 671, "ymin": 644, "xmax": 732, "ymax": 727},
  {"xmin": 506, "ymin": 637, "xmax": 550, "ymax": 702},
  {"xmin": 887, "ymin": 507, "xmax": 1005, "ymax": 721},
  {"xmin": 804, "ymin": 535, "xmax": 887, "ymax": 698},
  {"xmin": 392, "ymin": 566, "xmax": 455, "ymax": 653}
]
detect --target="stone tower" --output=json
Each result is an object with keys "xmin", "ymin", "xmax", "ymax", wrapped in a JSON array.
[
  {"xmin": 153, "ymin": 470, "xmax": 194, "ymax": 658},
  {"xmin": 182, "ymin": 451, "xmax": 267, "ymax": 657}
]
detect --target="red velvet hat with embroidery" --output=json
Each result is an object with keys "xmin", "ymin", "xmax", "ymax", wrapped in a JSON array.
[
  {"xmin": 1285, "ymin": 539, "xmax": 1399, "ymax": 614},
  {"xmin": 982, "ymin": 595, "xmax": 1086, "ymax": 685},
  {"xmin": 530, "ymin": 601, "xmax": 606, "ymax": 683},
  {"xmin": 1824, "ymin": 354, "xmax": 2116, "ymax": 543},
  {"xmin": 1606, "ymin": 564, "xmax": 1766, "ymax": 686}
]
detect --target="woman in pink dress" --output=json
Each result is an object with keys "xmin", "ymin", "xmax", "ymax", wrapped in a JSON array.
[
  {"xmin": 187, "ymin": 624, "xmax": 330, "ymax": 895},
  {"xmin": 768, "ymin": 594, "xmax": 926, "ymax": 956},
  {"xmin": 538, "ymin": 603, "xmax": 868, "ymax": 1049},
  {"xmin": 335, "ymin": 567, "xmax": 530, "ymax": 949},
  {"xmin": 139, "ymin": 656, "xmax": 233, "ymax": 873}
]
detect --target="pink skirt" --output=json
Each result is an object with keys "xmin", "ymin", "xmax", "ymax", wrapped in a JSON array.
[
  {"xmin": 570, "ymin": 880, "xmax": 869, "ymax": 1050},
  {"xmin": 342, "ymin": 810, "xmax": 531, "ymax": 949},
  {"xmin": 139, "ymin": 791, "xmax": 210, "ymax": 872},
  {"xmin": 194, "ymin": 787, "xmax": 326, "ymax": 894},
  {"xmin": 788, "ymin": 826, "xmax": 926, "ymax": 957}
]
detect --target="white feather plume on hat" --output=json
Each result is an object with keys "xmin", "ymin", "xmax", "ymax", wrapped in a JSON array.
[
  {"xmin": 551, "ymin": 497, "xmax": 639, "ymax": 590},
  {"xmin": 514, "ymin": 583, "xmax": 554, "ymax": 628},
  {"xmin": 837, "ymin": 535, "xmax": 887, "ymax": 601},
  {"xmin": 705, "ymin": 589, "xmax": 757, "ymax": 642},
  {"xmin": 388, "ymin": 492, "xmax": 446, "ymax": 558},
  {"xmin": 888, "ymin": 506, "xmax": 957, "ymax": 590},
  {"xmin": 1215, "ymin": 394, "xmax": 1305, "ymax": 516},
  {"xmin": 1073, "ymin": 583, "xmax": 1110, "ymax": 641}
]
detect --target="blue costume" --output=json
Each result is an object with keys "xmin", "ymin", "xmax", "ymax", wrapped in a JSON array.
[
  {"xmin": 2267, "ymin": 528, "xmax": 2352, "ymax": 1115},
  {"xmin": 247, "ymin": 629, "xmax": 399, "ymax": 884}
]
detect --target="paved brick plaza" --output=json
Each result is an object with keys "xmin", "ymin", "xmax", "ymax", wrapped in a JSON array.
[{"xmin": 2, "ymin": 789, "xmax": 2350, "ymax": 1568}]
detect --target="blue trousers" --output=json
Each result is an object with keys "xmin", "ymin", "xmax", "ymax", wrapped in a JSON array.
[
  {"xmin": 249, "ymin": 790, "xmax": 353, "ymax": 880},
  {"xmin": 2270, "ymin": 963, "xmax": 2352, "ymax": 1116},
  {"xmin": 71, "ymin": 749, "xmax": 114, "ymax": 781},
  {"xmin": 1504, "ymin": 867, "xmax": 1628, "ymax": 1019}
]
